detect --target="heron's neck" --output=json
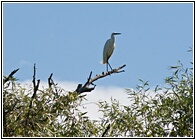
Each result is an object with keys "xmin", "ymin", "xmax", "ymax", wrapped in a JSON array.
[{"xmin": 111, "ymin": 35, "xmax": 115, "ymax": 42}]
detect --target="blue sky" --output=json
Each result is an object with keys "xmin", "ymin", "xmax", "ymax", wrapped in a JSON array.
[{"xmin": 3, "ymin": 2, "xmax": 193, "ymax": 89}]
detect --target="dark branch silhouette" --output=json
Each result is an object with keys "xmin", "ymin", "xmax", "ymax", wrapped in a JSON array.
[
  {"xmin": 75, "ymin": 64, "xmax": 126, "ymax": 94},
  {"xmin": 102, "ymin": 123, "xmax": 111, "ymax": 137},
  {"xmin": 3, "ymin": 68, "xmax": 19, "ymax": 84},
  {"xmin": 25, "ymin": 63, "xmax": 40, "ymax": 133},
  {"xmin": 3, "ymin": 63, "xmax": 126, "ymax": 95},
  {"xmin": 48, "ymin": 73, "xmax": 59, "ymax": 95},
  {"xmin": 32, "ymin": 63, "xmax": 40, "ymax": 99},
  {"xmin": 48, "ymin": 73, "xmax": 54, "ymax": 88}
]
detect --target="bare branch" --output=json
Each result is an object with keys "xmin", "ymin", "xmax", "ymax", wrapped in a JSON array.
[
  {"xmin": 48, "ymin": 73, "xmax": 54, "ymax": 88},
  {"xmin": 32, "ymin": 64, "xmax": 40, "ymax": 99},
  {"xmin": 3, "ymin": 68, "xmax": 19, "ymax": 84},
  {"xmin": 48, "ymin": 73, "xmax": 58, "ymax": 94},
  {"xmin": 25, "ymin": 63, "xmax": 40, "ymax": 133},
  {"xmin": 75, "ymin": 64, "xmax": 126, "ymax": 94}
]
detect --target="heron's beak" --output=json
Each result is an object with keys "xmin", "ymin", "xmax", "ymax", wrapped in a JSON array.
[{"xmin": 114, "ymin": 33, "xmax": 121, "ymax": 35}]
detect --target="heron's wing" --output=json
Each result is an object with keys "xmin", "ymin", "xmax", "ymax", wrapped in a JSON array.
[
  {"xmin": 107, "ymin": 43, "xmax": 114, "ymax": 59},
  {"xmin": 102, "ymin": 39, "xmax": 114, "ymax": 64}
]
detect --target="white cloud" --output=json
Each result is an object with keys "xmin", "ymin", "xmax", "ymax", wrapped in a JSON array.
[{"xmin": 82, "ymin": 86, "xmax": 131, "ymax": 120}]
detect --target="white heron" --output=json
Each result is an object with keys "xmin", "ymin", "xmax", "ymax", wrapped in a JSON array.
[{"xmin": 101, "ymin": 32, "xmax": 121, "ymax": 72}]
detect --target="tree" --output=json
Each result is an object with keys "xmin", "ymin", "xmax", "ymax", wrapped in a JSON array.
[
  {"xmin": 3, "ymin": 53, "xmax": 193, "ymax": 137},
  {"xmin": 97, "ymin": 60, "xmax": 193, "ymax": 137}
]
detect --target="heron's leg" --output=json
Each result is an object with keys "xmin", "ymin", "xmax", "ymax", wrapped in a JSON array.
[
  {"xmin": 106, "ymin": 63, "xmax": 108, "ymax": 72},
  {"xmin": 108, "ymin": 62, "xmax": 113, "ymax": 71}
]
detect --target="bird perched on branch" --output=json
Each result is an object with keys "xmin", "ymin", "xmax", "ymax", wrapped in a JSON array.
[{"xmin": 101, "ymin": 32, "xmax": 121, "ymax": 72}]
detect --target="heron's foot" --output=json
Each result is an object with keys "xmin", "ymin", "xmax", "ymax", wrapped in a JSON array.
[{"xmin": 106, "ymin": 70, "xmax": 112, "ymax": 75}]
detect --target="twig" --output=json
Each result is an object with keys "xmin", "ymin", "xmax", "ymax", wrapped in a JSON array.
[
  {"xmin": 75, "ymin": 64, "xmax": 126, "ymax": 94},
  {"xmin": 25, "ymin": 64, "xmax": 40, "ymax": 132},
  {"xmin": 32, "ymin": 64, "xmax": 40, "ymax": 99},
  {"xmin": 48, "ymin": 73, "xmax": 58, "ymax": 94},
  {"xmin": 3, "ymin": 68, "xmax": 19, "ymax": 84},
  {"xmin": 48, "ymin": 73, "xmax": 54, "ymax": 88},
  {"xmin": 102, "ymin": 123, "xmax": 110, "ymax": 137}
]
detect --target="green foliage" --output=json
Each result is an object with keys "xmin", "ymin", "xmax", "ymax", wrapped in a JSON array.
[
  {"xmin": 3, "ymin": 59, "xmax": 193, "ymax": 137},
  {"xmin": 97, "ymin": 60, "xmax": 193, "ymax": 137},
  {"xmin": 3, "ymin": 79, "xmax": 98, "ymax": 137}
]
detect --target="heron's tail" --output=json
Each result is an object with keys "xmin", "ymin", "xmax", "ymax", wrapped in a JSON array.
[{"xmin": 100, "ymin": 60, "xmax": 106, "ymax": 64}]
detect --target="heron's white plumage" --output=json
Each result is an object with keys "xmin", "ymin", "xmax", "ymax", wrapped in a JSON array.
[
  {"xmin": 101, "ymin": 38, "xmax": 115, "ymax": 64},
  {"xmin": 101, "ymin": 32, "xmax": 121, "ymax": 71}
]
